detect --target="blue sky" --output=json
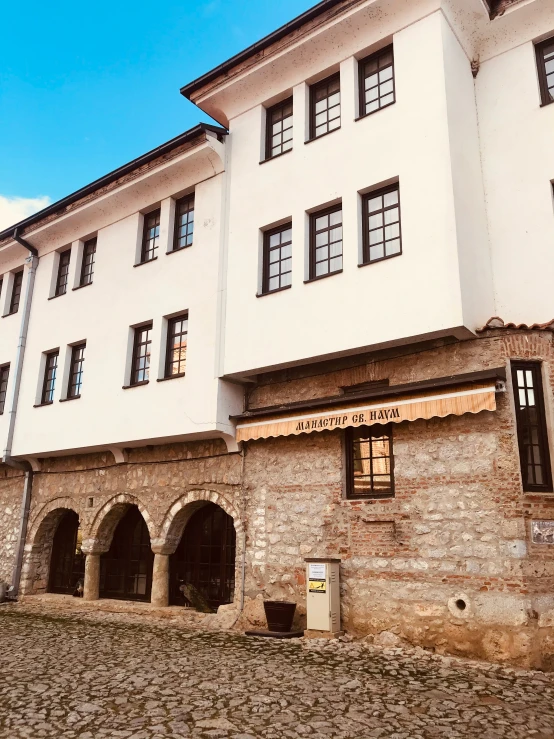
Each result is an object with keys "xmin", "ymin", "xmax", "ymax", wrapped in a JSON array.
[{"xmin": 0, "ymin": 0, "xmax": 314, "ymax": 229}]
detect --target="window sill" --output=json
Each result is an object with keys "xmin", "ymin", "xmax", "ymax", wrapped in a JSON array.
[
  {"xmin": 345, "ymin": 494, "xmax": 395, "ymax": 501},
  {"xmin": 133, "ymin": 257, "xmax": 158, "ymax": 268},
  {"xmin": 304, "ymin": 269, "xmax": 343, "ymax": 284},
  {"xmin": 305, "ymin": 126, "xmax": 341, "ymax": 145},
  {"xmin": 523, "ymin": 490, "xmax": 554, "ymax": 496},
  {"xmin": 157, "ymin": 373, "xmax": 186, "ymax": 382},
  {"xmin": 122, "ymin": 381, "xmax": 150, "ymax": 389},
  {"xmin": 540, "ymin": 99, "xmax": 554, "ymax": 108},
  {"xmin": 358, "ymin": 252, "xmax": 402, "ymax": 268},
  {"xmin": 48, "ymin": 292, "xmax": 67, "ymax": 300},
  {"xmin": 355, "ymin": 101, "xmax": 395, "ymax": 122},
  {"xmin": 2, "ymin": 311, "xmax": 18, "ymax": 318},
  {"xmin": 259, "ymin": 149, "xmax": 293, "ymax": 165},
  {"xmin": 72, "ymin": 282, "xmax": 92, "ymax": 291},
  {"xmin": 256, "ymin": 285, "xmax": 292, "ymax": 298},
  {"xmin": 166, "ymin": 245, "xmax": 192, "ymax": 255},
  {"xmin": 59, "ymin": 395, "xmax": 81, "ymax": 403},
  {"xmin": 33, "ymin": 401, "xmax": 54, "ymax": 408}
]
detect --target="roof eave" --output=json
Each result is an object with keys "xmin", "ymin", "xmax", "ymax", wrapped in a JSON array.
[{"xmin": 0, "ymin": 122, "xmax": 228, "ymax": 243}]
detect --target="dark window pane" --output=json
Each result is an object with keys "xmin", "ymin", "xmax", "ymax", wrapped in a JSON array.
[
  {"xmin": 512, "ymin": 362, "xmax": 552, "ymax": 492},
  {"xmin": 262, "ymin": 223, "xmax": 293, "ymax": 294},
  {"xmin": 0, "ymin": 365, "xmax": 9, "ymax": 414},
  {"xmin": 347, "ymin": 424, "xmax": 394, "ymax": 498},
  {"xmin": 9, "ymin": 271, "xmax": 23, "ymax": 314},
  {"xmin": 536, "ymin": 38, "xmax": 554, "ymax": 105},
  {"xmin": 165, "ymin": 314, "xmax": 188, "ymax": 377},
  {"xmin": 310, "ymin": 206, "xmax": 342, "ymax": 279},
  {"xmin": 131, "ymin": 324, "xmax": 152, "ymax": 385},
  {"xmin": 266, "ymin": 97, "xmax": 293, "ymax": 159},
  {"xmin": 141, "ymin": 210, "xmax": 160, "ymax": 263},
  {"xmin": 359, "ymin": 45, "xmax": 396, "ymax": 116},
  {"xmin": 80, "ymin": 238, "xmax": 96, "ymax": 286},
  {"xmin": 55, "ymin": 250, "xmax": 71, "ymax": 296},
  {"xmin": 173, "ymin": 195, "xmax": 195, "ymax": 251},
  {"xmin": 310, "ymin": 74, "xmax": 341, "ymax": 139},
  {"xmin": 41, "ymin": 351, "xmax": 59, "ymax": 404},
  {"xmin": 363, "ymin": 184, "xmax": 402, "ymax": 264},
  {"xmin": 67, "ymin": 343, "xmax": 86, "ymax": 399}
]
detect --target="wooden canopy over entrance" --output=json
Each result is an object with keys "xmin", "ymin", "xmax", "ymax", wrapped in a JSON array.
[{"xmin": 234, "ymin": 368, "xmax": 506, "ymax": 443}]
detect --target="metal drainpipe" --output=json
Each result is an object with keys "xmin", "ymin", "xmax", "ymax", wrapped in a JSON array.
[{"xmin": 3, "ymin": 230, "xmax": 39, "ymax": 595}]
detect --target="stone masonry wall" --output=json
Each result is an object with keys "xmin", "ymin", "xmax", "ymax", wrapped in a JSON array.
[
  {"xmin": 239, "ymin": 330, "xmax": 554, "ymax": 669},
  {"xmin": 10, "ymin": 328, "xmax": 554, "ymax": 669},
  {"xmin": 0, "ymin": 466, "xmax": 25, "ymax": 585}
]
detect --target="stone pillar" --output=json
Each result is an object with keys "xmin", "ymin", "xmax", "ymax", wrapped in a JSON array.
[
  {"xmin": 151, "ymin": 552, "xmax": 170, "ymax": 607},
  {"xmin": 83, "ymin": 553, "xmax": 101, "ymax": 601}
]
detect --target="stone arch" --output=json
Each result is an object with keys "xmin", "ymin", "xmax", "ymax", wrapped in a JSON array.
[
  {"xmin": 155, "ymin": 489, "xmax": 244, "ymax": 556},
  {"xmin": 20, "ymin": 498, "xmax": 81, "ymax": 596},
  {"xmin": 156, "ymin": 490, "xmax": 244, "ymax": 609},
  {"xmin": 85, "ymin": 494, "xmax": 155, "ymax": 555}
]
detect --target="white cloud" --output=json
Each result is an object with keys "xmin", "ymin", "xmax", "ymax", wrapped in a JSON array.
[{"xmin": 0, "ymin": 195, "xmax": 51, "ymax": 231}]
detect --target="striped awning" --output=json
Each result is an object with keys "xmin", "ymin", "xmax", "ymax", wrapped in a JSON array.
[{"xmin": 236, "ymin": 383, "xmax": 497, "ymax": 443}]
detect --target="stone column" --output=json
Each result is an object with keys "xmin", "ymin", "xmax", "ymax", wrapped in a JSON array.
[
  {"xmin": 83, "ymin": 553, "xmax": 101, "ymax": 601},
  {"xmin": 151, "ymin": 552, "xmax": 170, "ymax": 607}
]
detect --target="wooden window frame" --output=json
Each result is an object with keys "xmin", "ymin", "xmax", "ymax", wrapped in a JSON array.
[
  {"xmin": 164, "ymin": 314, "xmax": 188, "ymax": 378},
  {"xmin": 262, "ymin": 223, "xmax": 293, "ymax": 294},
  {"xmin": 55, "ymin": 250, "xmax": 71, "ymax": 297},
  {"xmin": 511, "ymin": 361, "xmax": 553, "ymax": 492},
  {"xmin": 265, "ymin": 97, "xmax": 293, "ymax": 160},
  {"xmin": 130, "ymin": 323, "xmax": 153, "ymax": 386},
  {"xmin": 67, "ymin": 343, "xmax": 86, "ymax": 399},
  {"xmin": 172, "ymin": 195, "xmax": 195, "ymax": 252},
  {"xmin": 41, "ymin": 350, "xmax": 59, "ymax": 405},
  {"xmin": 0, "ymin": 364, "xmax": 9, "ymax": 415},
  {"xmin": 140, "ymin": 210, "xmax": 161, "ymax": 263},
  {"xmin": 358, "ymin": 45, "xmax": 396, "ymax": 118},
  {"xmin": 536, "ymin": 37, "xmax": 554, "ymax": 107},
  {"xmin": 80, "ymin": 238, "xmax": 97, "ymax": 286},
  {"xmin": 345, "ymin": 424, "xmax": 395, "ymax": 499},
  {"xmin": 9, "ymin": 271, "xmax": 23, "ymax": 315},
  {"xmin": 361, "ymin": 183, "xmax": 402, "ymax": 265},
  {"xmin": 309, "ymin": 73, "xmax": 341, "ymax": 141},
  {"xmin": 309, "ymin": 204, "xmax": 343, "ymax": 280}
]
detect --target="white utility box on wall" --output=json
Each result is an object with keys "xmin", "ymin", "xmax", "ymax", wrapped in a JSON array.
[{"xmin": 304, "ymin": 558, "xmax": 341, "ymax": 635}]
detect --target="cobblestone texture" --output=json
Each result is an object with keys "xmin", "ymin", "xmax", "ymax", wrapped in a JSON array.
[{"xmin": 2, "ymin": 603, "xmax": 554, "ymax": 739}]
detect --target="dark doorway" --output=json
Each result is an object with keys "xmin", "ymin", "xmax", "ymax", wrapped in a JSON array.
[
  {"xmin": 100, "ymin": 506, "xmax": 153, "ymax": 601},
  {"xmin": 170, "ymin": 503, "xmax": 236, "ymax": 610},
  {"xmin": 48, "ymin": 510, "xmax": 85, "ymax": 594}
]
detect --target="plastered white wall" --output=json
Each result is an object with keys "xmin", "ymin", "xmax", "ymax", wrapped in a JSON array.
[
  {"xmin": 5, "ymin": 156, "xmax": 242, "ymax": 459},
  {"xmin": 221, "ymin": 12, "xmax": 486, "ymax": 378},
  {"xmin": 477, "ymin": 34, "xmax": 554, "ymax": 323}
]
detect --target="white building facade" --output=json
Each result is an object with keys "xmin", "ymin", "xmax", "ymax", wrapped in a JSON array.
[{"xmin": 2, "ymin": 0, "xmax": 554, "ymax": 668}]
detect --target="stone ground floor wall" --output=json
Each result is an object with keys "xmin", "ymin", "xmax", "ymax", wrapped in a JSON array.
[
  {"xmin": 0, "ymin": 467, "xmax": 25, "ymax": 584},
  {"xmin": 5, "ymin": 328, "xmax": 554, "ymax": 669}
]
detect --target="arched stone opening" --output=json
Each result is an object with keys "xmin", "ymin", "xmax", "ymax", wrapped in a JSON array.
[
  {"xmin": 99, "ymin": 505, "xmax": 154, "ymax": 602},
  {"xmin": 156, "ymin": 490, "xmax": 244, "ymax": 611},
  {"xmin": 170, "ymin": 503, "xmax": 236, "ymax": 611},
  {"xmin": 48, "ymin": 510, "xmax": 85, "ymax": 595},
  {"xmin": 20, "ymin": 501, "xmax": 81, "ymax": 596}
]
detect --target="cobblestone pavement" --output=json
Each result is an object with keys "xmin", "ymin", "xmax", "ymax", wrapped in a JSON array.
[{"xmin": 2, "ymin": 603, "xmax": 554, "ymax": 739}]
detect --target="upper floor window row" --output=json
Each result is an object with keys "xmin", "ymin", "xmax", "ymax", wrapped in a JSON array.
[
  {"xmin": 264, "ymin": 45, "xmax": 395, "ymax": 161},
  {"xmin": 260, "ymin": 182, "xmax": 401, "ymax": 295},
  {"xmin": 139, "ymin": 194, "xmax": 196, "ymax": 265},
  {"xmin": 34, "ymin": 312, "xmax": 188, "ymax": 406}
]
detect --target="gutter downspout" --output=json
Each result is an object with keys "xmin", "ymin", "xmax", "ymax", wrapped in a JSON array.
[{"xmin": 3, "ymin": 231, "xmax": 39, "ymax": 596}]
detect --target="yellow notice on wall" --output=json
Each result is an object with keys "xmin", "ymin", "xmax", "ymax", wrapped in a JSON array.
[{"xmin": 309, "ymin": 580, "xmax": 326, "ymax": 593}]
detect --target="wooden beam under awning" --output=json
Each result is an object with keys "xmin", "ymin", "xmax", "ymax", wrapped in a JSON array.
[{"xmin": 235, "ymin": 382, "xmax": 499, "ymax": 443}]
